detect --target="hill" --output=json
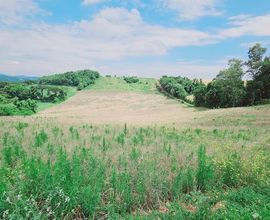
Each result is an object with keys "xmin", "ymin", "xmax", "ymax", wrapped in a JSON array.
[
  {"xmin": 85, "ymin": 76, "xmax": 157, "ymax": 93},
  {"xmin": 0, "ymin": 76, "xmax": 270, "ymax": 219},
  {"xmin": 37, "ymin": 76, "xmax": 194, "ymax": 124},
  {"xmin": 0, "ymin": 73, "xmax": 38, "ymax": 82}
]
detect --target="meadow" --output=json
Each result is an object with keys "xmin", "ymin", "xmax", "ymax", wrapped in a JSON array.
[{"xmin": 0, "ymin": 77, "xmax": 270, "ymax": 219}]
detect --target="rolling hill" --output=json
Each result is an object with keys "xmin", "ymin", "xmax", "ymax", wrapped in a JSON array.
[{"xmin": 0, "ymin": 73, "xmax": 38, "ymax": 82}]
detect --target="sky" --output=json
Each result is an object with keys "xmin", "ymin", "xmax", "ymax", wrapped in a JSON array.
[{"xmin": 0, "ymin": 0, "xmax": 270, "ymax": 78}]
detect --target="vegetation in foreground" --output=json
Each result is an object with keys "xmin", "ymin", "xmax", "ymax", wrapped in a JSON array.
[{"xmin": 0, "ymin": 108, "xmax": 269, "ymax": 219}]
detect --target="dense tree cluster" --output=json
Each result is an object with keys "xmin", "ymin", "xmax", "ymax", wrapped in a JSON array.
[
  {"xmin": 123, "ymin": 76, "xmax": 140, "ymax": 83},
  {"xmin": 194, "ymin": 59, "xmax": 247, "ymax": 108},
  {"xmin": 39, "ymin": 69, "xmax": 100, "ymax": 90},
  {"xmin": 159, "ymin": 76, "xmax": 204, "ymax": 101},
  {"xmin": 194, "ymin": 44, "xmax": 270, "ymax": 108},
  {"xmin": 161, "ymin": 44, "xmax": 270, "ymax": 109},
  {"xmin": 245, "ymin": 44, "xmax": 270, "ymax": 105},
  {"xmin": 0, "ymin": 82, "xmax": 67, "ymax": 116}
]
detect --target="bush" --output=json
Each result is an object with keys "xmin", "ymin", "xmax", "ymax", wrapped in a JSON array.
[
  {"xmin": 159, "ymin": 76, "xmax": 203, "ymax": 102},
  {"xmin": 15, "ymin": 99, "xmax": 37, "ymax": 114},
  {"xmin": 0, "ymin": 82, "xmax": 67, "ymax": 116},
  {"xmin": 196, "ymin": 145, "xmax": 214, "ymax": 192},
  {"xmin": 0, "ymin": 103, "xmax": 19, "ymax": 116},
  {"xmin": 123, "ymin": 76, "xmax": 139, "ymax": 83}
]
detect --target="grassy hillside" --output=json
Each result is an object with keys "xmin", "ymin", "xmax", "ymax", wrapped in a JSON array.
[
  {"xmin": 0, "ymin": 74, "xmax": 270, "ymax": 219},
  {"xmin": 86, "ymin": 76, "xmax": 157, "ymax": 93},
  {"xmin": 0, "ymin": 102, "xmax": 270, "ymax": 219}
]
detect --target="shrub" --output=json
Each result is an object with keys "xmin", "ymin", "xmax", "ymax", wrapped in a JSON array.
[
  {"xmin": 159, "ymin": 76, "xmax": 203, "ymax": 102},
  {"xmin": 123, "ymin": 76, "xmax": 139, "ymax": 83},
  {"xmin": 0, "ymin": 103, "xmax": 18, "ymax": 116},
  {"xmin": 196, "ymin": 145, "xmax": 214, "ymax": 192},
  {"xmin": 14, "ymin": 99, "xmax": 37, "ymax": 114}
]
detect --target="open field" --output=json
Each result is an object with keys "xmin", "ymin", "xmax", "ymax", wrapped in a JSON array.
[
  {"xmin": 36, "ymin": 90, "xmax": 197, "ymax": 124},
  {"xmin": 0, "ymin": 77, "xmax": 270, "ymax": 219},
  {"xmin": 36, "ymin": 77, "xmax": 197, "ymax": 125}
]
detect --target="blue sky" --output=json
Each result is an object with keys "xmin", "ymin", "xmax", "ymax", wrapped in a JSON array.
[{"xmin": 0, "ymin": 0, "xmax": 270, "ymax": 78}]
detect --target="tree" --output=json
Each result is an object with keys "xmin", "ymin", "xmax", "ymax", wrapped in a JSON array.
[
  {"xmin": 245, "ymin": 44, "xmax": 270, "ymax": 104},
  {"xmin": 246, "ymin": 43, "xmax": 267, "ymax": 77},
  {"xmin": 193, "ymin": 83, "xmax": 207, "ymax": 107},
  {"xmin": 246, "ymin": 57, "xmax": 270, "ymax": 104},
  {"xmin": 216, "ymin": 59, "xmax": 244, "ymax": 81},
  {"xmin": 196, "ymin": 59, "xmax": 246, "ymax": 108}
]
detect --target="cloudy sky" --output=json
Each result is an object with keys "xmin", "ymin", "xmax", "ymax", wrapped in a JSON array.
[{"xmin": 0, "ymin": 0, "xmax": 270, "ymax": 78}]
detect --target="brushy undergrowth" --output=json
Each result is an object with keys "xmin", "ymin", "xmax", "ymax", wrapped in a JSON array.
[{"xmin": 0, "ymin": 121, "xmax": 269, "ymax": 219}]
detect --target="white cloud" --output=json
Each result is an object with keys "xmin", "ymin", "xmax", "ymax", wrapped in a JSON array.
[
  {"xmin": 1, "ymin": 2, "xmax": 268, "ymax": 78},
  {"xmin": 161, "ymin": 0, "xmax": 222, "ymax": 20},
  {"xmin": 0, "ymin": 7, "xmax": 216, "ymax": 75},
  {"xmin": 82, "ymin": 0, "xmax": 105, "ymax": 6},
  {"xmin": 220, "ymin": 14, "xmax": 270, "ymax": 38},
  {"xmin": 0, "ymin": 0, "xmax": 41, "ymax": 25}
]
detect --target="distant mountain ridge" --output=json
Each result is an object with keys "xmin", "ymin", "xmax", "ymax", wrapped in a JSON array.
[{"xmin": 0, "ymin": 73, "xmax": 38, "ymax": 82}]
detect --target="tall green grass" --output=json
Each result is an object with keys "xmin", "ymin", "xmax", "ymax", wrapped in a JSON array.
[{"xmin": 0, "ymin": 122, "xmax": 269, "ymax": 219}]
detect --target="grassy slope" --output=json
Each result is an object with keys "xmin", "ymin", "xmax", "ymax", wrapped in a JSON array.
[
  {"xmin": 86, "ymin": 76, "xmax": 158, "ymax": 93},
  {"xmin": 36, "ymin": 86, "xmax": 77, "ymax": 112},
  {"xmin": 0, "ymin": 105, "xmax": 269, "ymax": 219},
  {"xmin": 0, "ymin": 77, "xmax": 270, "ymax": 219}
]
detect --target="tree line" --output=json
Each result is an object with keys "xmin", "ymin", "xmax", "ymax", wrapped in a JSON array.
[
  {"xmin": 159, "ymin": 44, "xmax": 270, "ymax": 108},
  {"xmin": 39, "ymin": 69, "xmax": 100, "ymax": 90},
  {"xmin": 0, "ymin": 83, "xmax": 68, "ymax": 116}
]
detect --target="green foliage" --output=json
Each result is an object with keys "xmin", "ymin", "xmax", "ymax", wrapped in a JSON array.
[
  {"xmin": 245, "ymin": 44, "xmax": 270, "ymax": 104},
  {"xmin": 216, "ymin": 153, "xmax": 242, "ymax": 187},
  {"xmin": 39, "ymin": 69, "xmax": 100, "ymax": 90},
  {"xmin": 14, "ymin": 99, "xmax": 37, "ymax": 115},
  {"xmin": 196, "ymin": 145, "xmax": 214, "ymax": 192},
  {"xmin": 193, "ymin": 83, "xmax": 207, "ymax": 107},
  {"xmin": 86, "ymin": 76, "xmax": 156, "ymax": 92},
  {"xmin": 0, "ymin": 103, "xmax": 19, "ymax": 116},
  {"xmin": 0, "ymin": 82, "xmax": 69, "ymax": 116},
  {"xmin": 173, "ymin": 168, "xmax": 194, "ymax": 196},
  {"xmin": 0, "ymin": 118, "xmax": 269, "ymax": 218},
  {"xmin": 123, "ymin": 76, "xmax": 140, "ymax": 83},
  {"xmin": 0, "ymin": 145, "xmax": 105, "ymax": 219},
  {"xmin": 34, "ymin": 130, "xmax": 48, "ymax": 147},
  {"xmin": 246, "ymin": 43, "xmax": 267, "ymax": 77},
  {"xmin": 193, "ymin": 45, "xmax": 270, "ymax": 108},
  {"xmin": 159, "ymin": 76, "xmax": 203, "ymax": 101},
  {"xmin": 194, "ymin": 59, "xmax": 247, "ymax": 108},
  {"xmin": 15, "ymin": 122, "xmax": 28, "ymax": 131}
]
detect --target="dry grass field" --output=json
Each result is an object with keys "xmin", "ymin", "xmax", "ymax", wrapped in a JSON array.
[{"xmin": 36, "ymin": 90, "xmax": 197, "ymax": 125}]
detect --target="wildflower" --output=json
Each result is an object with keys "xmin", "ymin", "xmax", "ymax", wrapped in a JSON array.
[{"xmin": 252, "ymin": 213, "xmax": 260, "ymax": 219}]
